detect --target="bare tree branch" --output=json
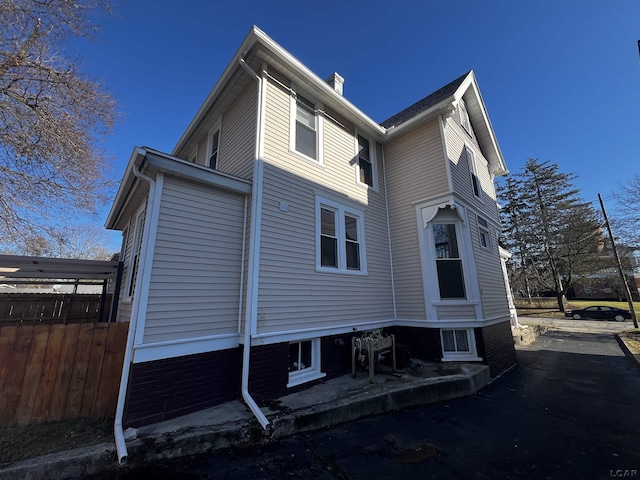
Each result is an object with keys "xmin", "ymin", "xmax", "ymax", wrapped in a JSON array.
[{"xmin": 0, "ymin": 0, "xmax": 117, "ymax": 251}]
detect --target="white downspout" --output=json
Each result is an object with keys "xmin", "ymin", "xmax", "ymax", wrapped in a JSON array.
[
  {"xmin": 114, "ymin": 160, "xmax": 156, "ymax": 464},
  {"xmin": 381, "ymin": 145, "xmax": 397, "ymax": 320},
  {"xmin": 239, "ymin": 57, "xmax": 270, "ymax": 429}
]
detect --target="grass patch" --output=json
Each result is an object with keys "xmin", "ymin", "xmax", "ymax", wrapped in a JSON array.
[
  {"xmin": 620, "ymin": 330, "xmax": 640, "ymax": 355},
  {"xmin": 0, "ymin": 417, "xmax": 113, "ymax": 465},
  {"xmin": 515, "ymin": 298, "xmax": 640, "ymax": 318}
]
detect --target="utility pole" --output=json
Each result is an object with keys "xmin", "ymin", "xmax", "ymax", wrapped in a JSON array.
[{"xmin": 598, "ymin": 193, "xmax": 638, "ymax": 328}]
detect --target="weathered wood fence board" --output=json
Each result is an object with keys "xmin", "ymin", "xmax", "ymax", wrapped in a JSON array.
[{"xmin": 0, "ymin": 322, "xmax": 128, "ymax": 426}]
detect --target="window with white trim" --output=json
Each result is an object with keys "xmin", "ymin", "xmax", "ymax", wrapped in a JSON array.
[
  {"xmin": 207, "ymin": 125, "xmax": 220, "ymax": 169},
  {"xmin": 288, "ymin": 338, "xmax": 324, "ymax": 387},
  {"xmin": 356, "ymin": 134, "xmax": 376, "ymax": 189},
  {"xmin": 441, "ymin": 329, "xmax": 471, "ymax": 353},
  {"xmin": 125, "ymin": 209, "xmax": 145, "ymax": 299},
  {"xmin": 459, "ymin": 99, "xmax": 471, "ymax": 133},
  {"xmin": 293, "ymin": 94, "xmax": 319, "ymax": 160},
  {"xmin": 433, "ymin": 223, "xmax": 465, "ymax": 299},
  {"xmin": 466, "ymin": 146, "xmax": 482, "ymax": 200},
  {"xmin": 316, "ymin": 196, "xmax": 366, "ymax": 274},
  {"xmin": 477, "ymin": 216, "xmax": 491, "ymax": 250}
]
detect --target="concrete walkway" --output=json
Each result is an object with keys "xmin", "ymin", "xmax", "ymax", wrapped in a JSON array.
[{"xmin": 0, "ymin": 359, "xmax": 490, "ymax": 480}]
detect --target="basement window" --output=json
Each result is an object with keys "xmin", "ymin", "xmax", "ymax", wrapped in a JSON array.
[
  {"xmin": 287, "ymin": 338, "xmax": 325, "ymax": 387},
  {"xmin": 440, "ymin": 329, "xmax": 481, "ymax": 361}
]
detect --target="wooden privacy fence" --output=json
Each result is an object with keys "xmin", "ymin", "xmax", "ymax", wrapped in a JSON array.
[
  {"xmin": 0, "ymin": 322, "xmax": 129, "ymax": 426},
  {"xmin": 0, "ymin": 293, "xmax": 112, "ymax": 325}
]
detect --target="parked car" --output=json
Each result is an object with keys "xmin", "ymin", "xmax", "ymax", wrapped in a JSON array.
[{"xmin": 564, "ymin": 306, "xmax": 632, "ymax": 322}]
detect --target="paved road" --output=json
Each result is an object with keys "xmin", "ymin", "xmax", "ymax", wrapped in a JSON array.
[{"xmin": 88, "ymin": 318, "xmax": 640, "ymax": 480}]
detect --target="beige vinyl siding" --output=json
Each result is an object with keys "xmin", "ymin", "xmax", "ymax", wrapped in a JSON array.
[
  {"xmin": 437, "ymin": 304, "xmax": 476, "ymax": 320},
  {"xmin": 253, "ymin": 76, "xmax": 394, "ymax": 334},
  {"xmin": 445, "ymin": 121, "xmax": 499, "ymax": 220},
  {"xmin": 218, "ymin": 82, "xmax": 256, "ymax": 180},
  {"xmin": 452, "ymin": 102, "xmax": 480, "ymax": 150},
  {"xmin": 384, "ymin": 119, "xmax": 448, "ymax": 319},
  {"xmin": 141, "ymin": 176, "xmax": 245, "ymax": 344},
  {"xmin": 196, "ymin": 137, "xmax": 207, "ymax": 166},
  {"xmin": 469, "ymin": 214, "xmax": 510, "ymax": 319}
]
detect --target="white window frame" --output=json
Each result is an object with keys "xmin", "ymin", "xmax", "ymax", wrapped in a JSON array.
[
  {"xmin": 477, "ymin": 216, "xmax": 491, "ymax": 250},
  {"xmin": 466, "ymin": 146, "xmax": 483, "ymax": 201},
  {"xmin": 290, "ymin": 89, "xmax": 324, "ymax": 164},
  {"xmin": 354, "ymin": 132, "xmax": 378, "ymax": 190},
  {"xmin": 124, "ymin": 207, "xmax": 145, "ymax": 301},
  {"xmin": 432, "ymin": 222, "xmax": 467, "ymax": 300},
  {"xmin": 459, "ymin": 99, "xmax": 471, "ymax": 133},
  {"xmin": 287, "ymin": 338, "xmax": 324, "ymax": 387},
  {"xmin": 440, "ymin": 328, "xmax": 480, "ymax": 361},
  {"xmin": 315, "ymin": 196, "xmax": 367, "ymax": 275},
  {"xmin": 419, "ymin": 202, "xmax": 483, "ymax": 320},
  {"xmin": 207, "ymin": 123, "xmax": 221, "ymax": 169}
]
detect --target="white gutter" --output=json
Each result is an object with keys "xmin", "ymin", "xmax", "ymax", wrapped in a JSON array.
[
  {"xmin": 238, "ymin": 57, "xmax": 269, "ymax": 429},
  {"xmin": 113, "ymin": 159, "xmax": 156, "ymax": 464}
]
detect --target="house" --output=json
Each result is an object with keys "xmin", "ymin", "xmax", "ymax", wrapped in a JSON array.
[
  {"xmin": 105, "ymin": 26, "xmax": 516, "ymax": 461},
  {"xmin": 567, "ymin": 244, "xmax": 640, "ymax": 301}
]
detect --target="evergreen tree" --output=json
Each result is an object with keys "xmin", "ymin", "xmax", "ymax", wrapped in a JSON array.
[{"xmin": 498, "ymin": 159, "xmax": 603, "ymax": 311}]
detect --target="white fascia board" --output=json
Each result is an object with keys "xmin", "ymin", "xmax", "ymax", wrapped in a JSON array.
[
  {"xmin": 144, "ymin": 150, "xmax": 251, "ymax": 194},
  {"xmin": 105, "ymin": 147, "xmax": 147, "ymax": 230},
  {"xmin": 105, "ymin": 147, "xmax": 252, "ymax": 231},
  {"xmin": 250, "ymin": 28, "xmax": 385, "ymax": 140},
  {"xmin": 173, "ymin": 26, "xmax": 385, "ymax": 156},
  {"xmin": 172, "ymin": 26, "xmax": 261, "ymax": 156},
  {"xmin": 453, "ymin": 71, "xmax": 508, "ymax": 176},
  {"xmin": 384, "ymin": 98, "xmax": 455, "ymax": 140}
]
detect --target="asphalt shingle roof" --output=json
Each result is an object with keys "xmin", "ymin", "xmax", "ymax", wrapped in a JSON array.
[{"xmin": 380, "ymin": 71, "xmax": 470, "ymax": 129}]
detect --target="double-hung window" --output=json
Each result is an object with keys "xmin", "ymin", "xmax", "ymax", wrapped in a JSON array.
[
  {"xmin": 207, "ymin": 126, "xmax": 220, "ymax": 169},
  {"xmin": 356, "ymin": 134, "xmax": 376, "ymax": 189},
  {"xmin": 294, "ymin": 94, "xmax": 318, "ymax": 160},
  {"xmin": 466, "ymin": 146, "xmax": 482, "ymax": 200},
  {"xmin": 477, "ymin": 216, "xmax": 491, "ymax": 250},
  {"xmin": 433, "ymin": 223, "xmax": 465, "ymax": 299},
  {"xmin": 317, "ymin": 196, "xmax": 366, "ymax": 274}
]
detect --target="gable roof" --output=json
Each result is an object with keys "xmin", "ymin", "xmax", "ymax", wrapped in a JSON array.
[
  {"xmin": 380, "ymin": 71, "xmax": 507, "ymax": 176},
  {"xmin": 381, "ymin": 72, "xmax": 470, "ymax": 129},
  {"xmin": 171, "ymin": 26, "xmax": 507, "ymax": 176}
]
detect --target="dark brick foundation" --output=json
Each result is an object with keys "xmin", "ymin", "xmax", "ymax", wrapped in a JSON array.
[
  {"xmin": 475, "ymin": 321, "xmax": 517, "ymax": 377},
  {"xmin": 123, "ymin": 322, "xmax": 515, "ymax": 425},
  {"xmin": 248, "ymin": 333, "xmax": 355, "ymax": 403},
  {"xmin": 387, "ymin": 326, "xmax": 443, "ymax": 362},
  {"xmin": 124, "ymin": 348, "xmax": 241, "ymax": 428}
]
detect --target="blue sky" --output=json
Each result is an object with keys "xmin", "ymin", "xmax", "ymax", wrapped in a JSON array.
[{"xmin": 76, "ymin": 0, "xmax": 640, "ymax": 248}]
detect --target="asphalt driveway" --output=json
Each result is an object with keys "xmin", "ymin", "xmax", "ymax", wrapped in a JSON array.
[{"xmin": 85, "ymin": 318, "xmax": 640, "ymax": 480}]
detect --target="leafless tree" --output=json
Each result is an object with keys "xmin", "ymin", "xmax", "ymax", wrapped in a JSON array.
[
  {"xmin": 614, "ymin": 173, "xmax": 640, "ymax": 245},
  {"xmin": 1, "ymin": 223, "xmax": 115, "ymax": 259},
  {"xmin": 0, "ymin": 0, "xmax": 117, "ymax": 248}
]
